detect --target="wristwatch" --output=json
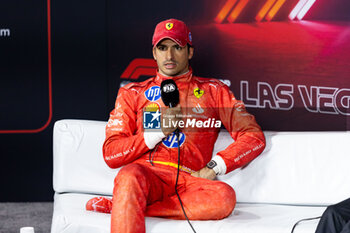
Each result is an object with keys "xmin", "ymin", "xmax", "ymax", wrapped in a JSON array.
[{"xmin": 206, "ymin": 160, "xmax": 219, "ymax": 175}]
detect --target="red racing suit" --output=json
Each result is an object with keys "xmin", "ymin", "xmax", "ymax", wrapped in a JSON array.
[{"xmin": 103, "ymin": 68, "xmax": 266, "ymax": 233}]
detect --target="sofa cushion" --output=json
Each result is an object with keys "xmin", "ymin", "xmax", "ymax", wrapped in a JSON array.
[
  {"xmin": 53, "ymin": 120, "xmax": 118, "ymax": 196},
  {"xmin": 51, "ymin": 192, "xmax": 326, "ymax": 233},
  {"xmin": 218, "ymin": 130, "xmax": 350, "ymax": 205}
]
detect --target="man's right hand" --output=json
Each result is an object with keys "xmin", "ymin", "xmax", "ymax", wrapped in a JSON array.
[
  {"xmin": 191, "ymin": 167, "xmax": 216, "ymax": 180},
  {"xmin": 161, "ymin": 105, "xmax": 182, "ymax": 136}
]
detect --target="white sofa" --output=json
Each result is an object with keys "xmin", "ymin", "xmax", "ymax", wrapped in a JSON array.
[{"xmin": 51, "ymin": 119, "xmax": 350, "ymax": 233}]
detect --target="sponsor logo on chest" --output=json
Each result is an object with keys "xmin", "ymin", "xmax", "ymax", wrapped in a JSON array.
[
  {"xmin": 145, "ymin": 86, "xmax": 161, "ymax": 102},
  {"xmin": 162, "ymin": 132, "xmax": 185, "ymax": 148}
]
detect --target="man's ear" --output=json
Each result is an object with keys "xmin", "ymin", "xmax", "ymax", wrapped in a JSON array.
[
  {"xmin": 188, "ymin": 47, "xmax": 194, "ymax": 60},
  {"xmin": 152, "ymin": 47, "xmax": 157, "ymax": 60}
]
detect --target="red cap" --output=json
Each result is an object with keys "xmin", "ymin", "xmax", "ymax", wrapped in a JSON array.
[{"xmin": 152, "ymin": 19, "xmax": 192, "ymax": 47}]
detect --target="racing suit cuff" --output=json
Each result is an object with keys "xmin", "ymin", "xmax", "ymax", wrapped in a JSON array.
[
  {"xmin": 143, "ymin": 131, "xmax": 166, "ymax": 149},
  {"xmin": 212, "ymin": 155, "xmax": 227, "ymax": 175}
]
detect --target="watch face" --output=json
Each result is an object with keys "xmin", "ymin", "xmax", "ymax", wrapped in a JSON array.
[{"xmin": 207, "ymin": 160, "xmax": 217, "ymax": 169}]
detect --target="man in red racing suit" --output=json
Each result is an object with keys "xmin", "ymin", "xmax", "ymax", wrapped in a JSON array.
[{"xmin": 86, "ymin": 19, "xmax": 266, "ymax": 233}]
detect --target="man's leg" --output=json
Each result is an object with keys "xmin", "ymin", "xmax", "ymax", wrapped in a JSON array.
[
  {"xmin": 110, "ymin": 163, "xmax": 172, "ymax": 233},
  {"xmin": 145, "ymin": 172, "xmax": 236, "ymax": 220},
  {"xmin": 316, "ymin": 198, "xmax": 350, "ymax": 233}
]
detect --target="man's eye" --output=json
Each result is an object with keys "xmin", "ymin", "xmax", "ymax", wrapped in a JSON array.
[
  {"xmin": 157, "ymin": 46, "xmax": 166, "ymax": 51},
  {"xmin": 175, "ymin": 46, "xmax": 182, "ymax": 50}
]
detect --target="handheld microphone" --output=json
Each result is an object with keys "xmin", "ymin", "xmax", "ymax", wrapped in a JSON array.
[
  {"xmin": 160, "ymin": 80, "xmax": 195, "ymax": 233},
  {"xmin": 160, "ymin": 79, "xmax": 179, "ymax": 108}
]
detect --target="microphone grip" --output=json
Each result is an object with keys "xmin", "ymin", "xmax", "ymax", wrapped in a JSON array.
[
  {"xmin": 168, "ymin": 103, "xmax": 180, "ymax": 135},
  {"xmin": 174, "ymin": 128, "xmax": 180, "ymax": 136}
]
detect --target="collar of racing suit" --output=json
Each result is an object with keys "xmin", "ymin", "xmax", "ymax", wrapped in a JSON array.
[{"xmin": 154, "ymin": 67, "xmax": 193, "ymax": 85}]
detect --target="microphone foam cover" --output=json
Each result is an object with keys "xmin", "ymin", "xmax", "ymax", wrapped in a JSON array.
[{"xmin": 160, "ymin": 79, "xmax": 179, "ymax": 107}]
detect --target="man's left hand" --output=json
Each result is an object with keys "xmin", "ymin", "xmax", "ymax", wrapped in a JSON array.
[{"xmin": 191, "ymin": 167, "xmax": 216, "ymax": 180}]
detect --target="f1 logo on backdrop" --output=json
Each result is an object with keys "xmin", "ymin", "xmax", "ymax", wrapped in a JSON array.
[
  {"xmin": 120, "ymin": 58, "xmax": 232, "ymax": 88},
  {"xmin": 120, "ymin": 58, "xmax": 157, "ymax": 80}
]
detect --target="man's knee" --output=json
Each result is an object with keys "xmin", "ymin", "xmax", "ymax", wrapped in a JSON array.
[
  {"xmin": 117, "ymin": 163, "xmax": 145, "ymax": 176},
  {"xmin": 114, "ymin": 163, "xmax": 148, "ymax": 189},
  {"xmin": 215, "ymin": 182, "xmax": 236, "ymax": 218}
]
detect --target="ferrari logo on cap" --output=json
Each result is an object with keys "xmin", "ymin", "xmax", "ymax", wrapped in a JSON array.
[
  {"xmin": 194, "ymin": 88, "xmax": 204, "ymax": 98},
  {"xmin": 166, "ymin": 23, "xmax": 173, "ymax": 30}
]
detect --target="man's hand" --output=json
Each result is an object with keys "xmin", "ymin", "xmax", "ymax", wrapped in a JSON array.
[
  {"xmin": 161, "ymin": 105, "xmax": 182, "ymax": 136},
  {"xmin": 191, "ymin": 167, "xmax": 216, "ymax": 180}
]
